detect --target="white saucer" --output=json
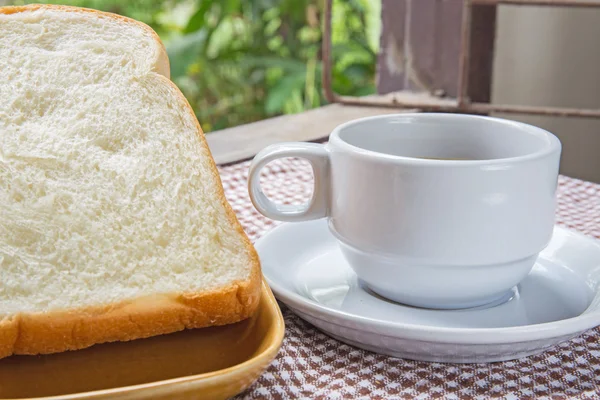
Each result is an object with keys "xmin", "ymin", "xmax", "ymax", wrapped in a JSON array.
[{"xmin": 257, "ymin": 219, "xmax": 600, "ymax": 363}]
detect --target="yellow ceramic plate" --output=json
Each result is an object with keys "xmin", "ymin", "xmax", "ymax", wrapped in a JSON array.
[{"xmin": 0, "ymin": 280, "xmax": 284, "ymax": 400}]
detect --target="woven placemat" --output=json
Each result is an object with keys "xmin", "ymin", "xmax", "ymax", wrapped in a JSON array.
[{"xmin": 219, "ymin": 157, "xmax": 600, "ymax": 399}]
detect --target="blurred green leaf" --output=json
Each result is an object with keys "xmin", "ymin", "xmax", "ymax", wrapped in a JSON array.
[
  {"xmin": 166, "ymin": 30, "xmax": 207, "ymax": 79},
  {"xmin": 283, "ymin": 90, "xmax": 304, "ymax": 114},
  {"xmin": 184, "ymin": 0, "xmax": 215, "ymax": 33},
  {"xmin": 223, "ymin": 0, "xmax": 241, "ymax": 15},
  {"xmin": 265, "ymin": 72, "xmax": 305, "ymax": 114},
  {"xmin": 239, "ymin": 56, "xmax": 307, "ymax": 73}
]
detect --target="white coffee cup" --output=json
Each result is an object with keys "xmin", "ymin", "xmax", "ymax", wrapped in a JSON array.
[{"xmin": 248, "ymin": 113, "xmax": 562, "ymax": 309}]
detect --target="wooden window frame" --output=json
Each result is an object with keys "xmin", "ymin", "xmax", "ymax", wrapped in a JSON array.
[{"xmin": 321, "ymin": 0, "xmax": 600, "ymax": 118}]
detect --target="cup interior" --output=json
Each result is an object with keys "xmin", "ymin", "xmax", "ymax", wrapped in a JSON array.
[{"xmin": 335, "ymin": 114, "xmax": 559, "ymax": 161}]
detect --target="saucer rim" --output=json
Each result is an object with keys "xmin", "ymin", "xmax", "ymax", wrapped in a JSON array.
[{"xmin": 257, "ymin": 221, "xmax": 600, "ymax": 345}]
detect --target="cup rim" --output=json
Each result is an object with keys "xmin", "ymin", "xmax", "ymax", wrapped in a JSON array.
[{"xmin": 328, "ymin": 113, "xmax": 562, "ymax": 166}]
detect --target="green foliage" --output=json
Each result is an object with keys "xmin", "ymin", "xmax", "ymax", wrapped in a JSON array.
[{"xmin": 12, "ymin": 0, "xmax": 380, "ymax": 132}]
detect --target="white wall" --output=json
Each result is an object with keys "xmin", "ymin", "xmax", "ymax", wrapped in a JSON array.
[{"xmin": 492, "ymin": 5, "xmax": 600, "ymax": 183}]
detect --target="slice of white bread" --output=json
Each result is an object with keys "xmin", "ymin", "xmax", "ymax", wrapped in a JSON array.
[{"xmin": 0, "ymin": 4, "xmax": 261, "ymax": 359}]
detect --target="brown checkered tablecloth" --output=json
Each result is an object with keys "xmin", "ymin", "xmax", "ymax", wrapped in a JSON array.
[{"xmin": 219, "ymin": 157, "xmax": 600, "ymax": 399}]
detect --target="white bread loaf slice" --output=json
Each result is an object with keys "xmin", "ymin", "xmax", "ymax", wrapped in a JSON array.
[{"xmin": 0, "ymin": 4, "xmax": 261, "ymax": 358}]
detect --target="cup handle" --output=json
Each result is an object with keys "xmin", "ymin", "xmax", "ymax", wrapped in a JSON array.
[{"xmin": 248, "ymin": 142, "xmax": 330, "ymax": 222}]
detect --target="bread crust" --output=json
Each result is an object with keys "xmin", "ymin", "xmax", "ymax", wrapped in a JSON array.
[{"xmin": 0, "ymin": 4, "xmax": 262, "ymax": 358}]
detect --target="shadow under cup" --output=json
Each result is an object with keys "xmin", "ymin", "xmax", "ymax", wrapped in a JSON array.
[{"xmin": 327, "ymin": 114, "xmax": 563, "ymax": 310}]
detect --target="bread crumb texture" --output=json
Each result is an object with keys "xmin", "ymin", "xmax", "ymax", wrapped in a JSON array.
[{"xmin": 0, "ymin": 5, "xmax": 260, "ymax": 357}]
